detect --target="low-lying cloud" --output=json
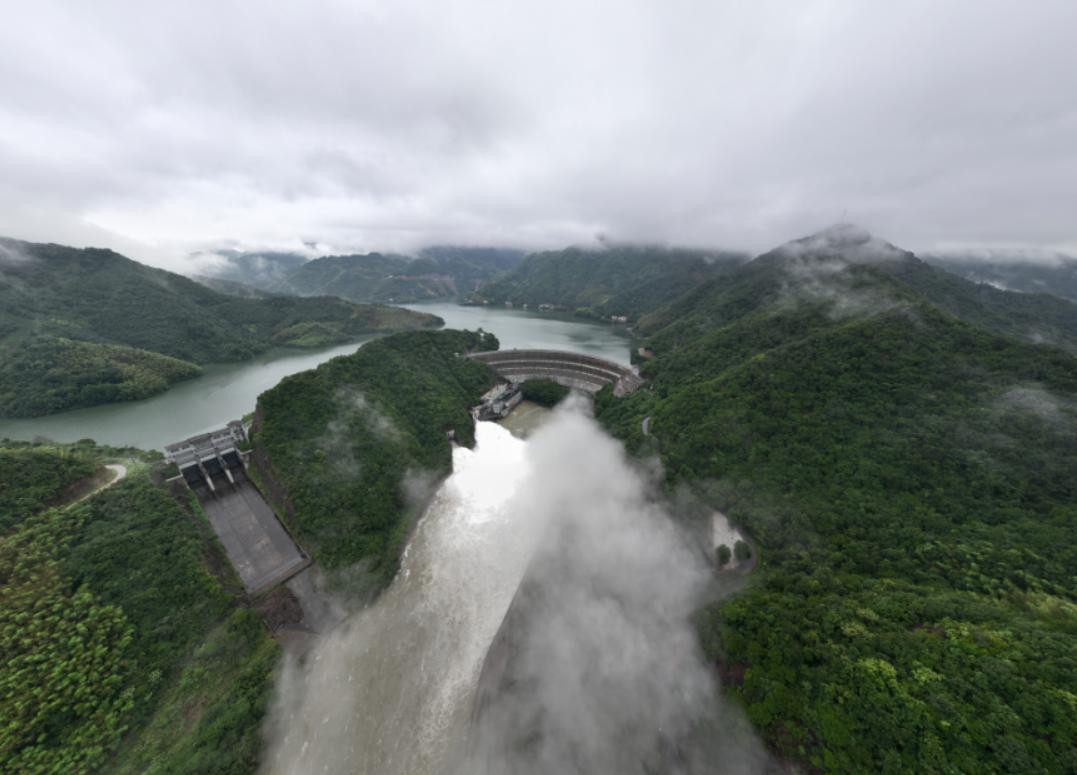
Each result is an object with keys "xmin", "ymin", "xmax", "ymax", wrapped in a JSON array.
[
  {"xmin": 260, "ymin": 400, "xmax": 775, "ymax": 774},
  {"xmin": 456, "ymin": 398, "xmax": 777, "ymax": 774},
  {"xmin": 996, "ymin": 384, "xmax": 1075, "ymax": 431},
  {"xmin": 0, "ymin": 241, "xmax": 33, "ymax": 267}
]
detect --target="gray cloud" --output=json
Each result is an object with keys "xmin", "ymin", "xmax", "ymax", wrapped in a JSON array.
[{"xmin": 1, "ymin": 0, "xmax": 1076, "ymax": 268}]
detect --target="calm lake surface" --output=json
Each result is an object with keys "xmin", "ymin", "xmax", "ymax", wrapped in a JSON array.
[{"xmin": 0, "ymin": 304, "xmax": 630, "ymax": 450}]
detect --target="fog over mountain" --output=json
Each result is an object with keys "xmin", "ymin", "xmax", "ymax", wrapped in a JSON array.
[{"xmin": 2, "ymin": 0, "xmax": 1076, "ymax": 269}]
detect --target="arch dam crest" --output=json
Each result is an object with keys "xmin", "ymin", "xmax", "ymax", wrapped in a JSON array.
[{"xmin": 468, "ymin": 349, "xmax": 644, "ymax": 397}]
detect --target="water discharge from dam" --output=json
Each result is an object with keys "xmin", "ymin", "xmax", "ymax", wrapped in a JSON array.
[
  {"xmin": 261, "ymin": 420, "xmax": 537, "ymax": 774},
  {"xmin": 262, "ymin": 401, "xmax": 775, "ymax": 774}
]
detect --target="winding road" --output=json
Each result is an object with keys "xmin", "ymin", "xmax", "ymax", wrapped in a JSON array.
[{"xmin": 67, "ymin": 463, "xmax": 128, "ymax": 508}]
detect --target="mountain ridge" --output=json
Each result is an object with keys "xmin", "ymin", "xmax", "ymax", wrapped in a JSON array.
[
  {"xmin": 0, "ymin": 238, "xmax": 441, "ymax": 416},
  {"xmin": 196, "ymin": 245, "xmax": 526, "ymax": 303},
  {"xmin": 592, "ymin": 224, "xmax": 1077, "ymax": 773}
]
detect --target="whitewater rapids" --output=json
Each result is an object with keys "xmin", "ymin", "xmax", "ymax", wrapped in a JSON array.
[
  {"xmin": 261, "ymin": 403, "xmax": 777, "ymax": 774},
  {"xmin": 261, "ymin": 421, "xmax": 537, "ymax": 775}
]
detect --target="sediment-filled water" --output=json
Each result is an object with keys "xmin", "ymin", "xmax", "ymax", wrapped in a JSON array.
[{"xmin": 261, "ymin": 421, "xmax": 540, "ymax": 774}]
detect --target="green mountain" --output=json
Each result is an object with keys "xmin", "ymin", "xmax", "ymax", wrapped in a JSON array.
[
  {"xmin": 200, "ymin": 246, "xmax": 525, "ymax": 303},
  {"xmin": 595, "ymin": 225, "xmax": 1077, "ymax": 773},
  {"xmin": 471, "ymin": 244, "xmax": 748, "ymax": 321},
  {"xmin": 637, "ymin": 224, "xmax": 1077, "ymax": 356},
  {"xmin": 191, "ymin": 274, "xmax": 273, "ymax": 298},
  {"xmin": 274, "ymin": 251, "xmax": 418, "ymax": 299},
  {"xmin": 0, "ymin": 440, "xmax": 277, "ymax": 773},
  {"xmin": 924, "ymin": 250, "xmax": 1077, "ymax": 303},
  {"xmin": 192, "ymin": 249, "xmax": 308, "ymax": 289},
  {"xmin": 0, "ymin": 238, "xmax": 441, "ymax": 417},
  {"xmin": 251, "ymin": 329, "xmax": 498, "ymax": 585}
]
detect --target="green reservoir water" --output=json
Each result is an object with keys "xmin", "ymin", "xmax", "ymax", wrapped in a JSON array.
[
  {"xmin": 412, "ymin": 303, "xmax": 632, "ymax": 365},
  {"xmin": 0, "ymin": 304, "xmax": 630, "ymax": 450}
]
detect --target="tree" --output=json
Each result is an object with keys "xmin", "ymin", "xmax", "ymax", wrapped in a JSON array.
[
  {"xmin": 734, "ymin": 540, "xmax": 751, "ymax": 562},
  {"xmin": 717, "ymin": 544, "xmax": 732, "ymax": 566}
]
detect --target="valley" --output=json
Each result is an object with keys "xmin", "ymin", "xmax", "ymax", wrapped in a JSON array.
[
  {"xmin": 7, "ymin": 5, "xmax": 1077, "ymax": 772},
  {"xmin": 0, "ymin": 304, "xmax": 630, "ymax": 449},
  {"xmin": 2, "ymin": 226, "xmax": 1075, "ymax": 775}
]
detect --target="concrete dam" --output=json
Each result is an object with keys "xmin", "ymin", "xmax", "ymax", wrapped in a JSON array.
[{"xmin": 468, "ymin": 350, "xmax": 644, "ymax": 396}]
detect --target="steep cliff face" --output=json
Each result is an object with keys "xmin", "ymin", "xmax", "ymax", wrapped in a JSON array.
[{"xmin": 247, "ymin": 404, "xmax": 300, "ymax": 537}]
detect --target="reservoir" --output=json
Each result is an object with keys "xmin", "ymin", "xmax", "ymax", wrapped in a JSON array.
[{"xmin": 0, "ymin": 304, "xmax": 630, "ymax": 450}]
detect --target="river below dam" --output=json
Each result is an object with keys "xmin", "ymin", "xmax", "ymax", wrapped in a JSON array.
[
  {"xmin": 261, "ymin": 401, "xmax": 776, "ymax": 775},
  {"xmin": 263, "ymin": 419, "xmax": 538, "ymax": 774},
  {"xmin": 0, "ymin": 303, "xmax": 629, "ymax": 450}
]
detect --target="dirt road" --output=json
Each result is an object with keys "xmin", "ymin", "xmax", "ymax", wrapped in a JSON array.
[{"xmin": 67, "ymin": 463, "xmax": 128, "ymax": 508}]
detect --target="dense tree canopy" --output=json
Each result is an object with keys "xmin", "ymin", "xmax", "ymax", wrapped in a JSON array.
[
  {"xmin": 472, "ymin": 245, "xmax": 746, "ymax": 321},
  {"xmin": 0, "ymin": 238, "xmax": 441, "ymax": 417},
  {"xmin": 519, "ymin": 378, "xmax": 571, "ymax": 407},
  {"xmin": 596, "ymin": 237, "xmax": 1077, "ymax": 772},
  {"xmin": 268, "ymin": 246, "xmax": 525, "ymax": 302},
  {"xmin": 253, "ymin": 329, "xmax": 498, "ymax": 581},
  {"xmin": 0, "ymin": 444, "xmax": 96, "ymax": 530},
  {"xmin": 0, "ymin": 443, "xmax": 277, "ymax": 774}
]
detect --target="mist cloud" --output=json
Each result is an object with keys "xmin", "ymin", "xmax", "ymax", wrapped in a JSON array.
[
  {"xmin": 1, "ymin": 1, "xmax": 1076, "ymax": 267},
  {"xmin": 458, "ymin": 398, "xmax": 777, "ymax": 774},
  {"xmin": 0, "ymin": 241, "xmax": 33, "ymax": 267},
  {"xmin": 261, "ymin": 401, "xmax": 774, "ymax": 774},
  {"xmin": 995, "ymin": 384, "xmax": 1075, "ymax": 431}
]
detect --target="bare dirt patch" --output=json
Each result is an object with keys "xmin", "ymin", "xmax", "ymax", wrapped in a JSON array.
[{"xmin": 256, "ymin": 585, "xmax": 304, "ymax": 632}]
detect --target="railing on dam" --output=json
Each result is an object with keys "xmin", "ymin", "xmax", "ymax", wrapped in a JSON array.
[{"xmin": 468, "ymin": 349, "xmax": 644, "ymax": 396}]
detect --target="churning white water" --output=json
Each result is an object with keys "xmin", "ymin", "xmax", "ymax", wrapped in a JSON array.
[
  {"xmin": 261, "ymin": 421, "xmax": 539, "ymax": 775},
  {"xmin": 262, "ymin": 403, "xmax": 776, "ymax": 774}
]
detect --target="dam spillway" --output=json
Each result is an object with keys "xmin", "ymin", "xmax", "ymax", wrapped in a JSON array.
[
  {"xmin": 468, "ymin": 349, "xmax": 643, "ymax": 396},
  {"xmin": 165, "ymin": 422, "xmax": 308, "ymax": 595}
]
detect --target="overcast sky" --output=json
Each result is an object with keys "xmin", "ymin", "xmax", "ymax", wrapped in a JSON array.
[{"xmin": 1, "ymin": 0, "xmax": 1075, "ymax": 268}]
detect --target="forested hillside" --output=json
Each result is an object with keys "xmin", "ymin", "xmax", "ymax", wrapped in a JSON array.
[
  {"xmin": 636, "ymin": 224, "xmax": 1077, "ymax": 357},
  {"xmin": 0, "ymin": 238, "xmax": 441, "ymax": 417},
  {"xmin": 191, "ymin": 274, "xmax": 273, "ymax": 298},
  {"xmin": 193, "ymin": 249, "xmax": 307, "ymax": 289},
  {"xmin": 252, "ymin": 329, "xmax": 498, "ymax": 584},
  {"xmin": 0, "ymin": 441, "xmax": 277, "ymax": 774},
  {"xmin": 200, "ymin": 246, "xmax": 525, "ymax": 303},
  {"xmin": 0, "ymin": 443, "xmax": 97, "ymax": 530},
  {"xmin": 472, "ymin": 244, "xmax": 746, "ymax": 321},
  {"xmin": 925, "ymin": 251, "xmax": 1077, "ymax": 303},
  {"xmin": 595, "ymin": 226, "xmax": 1077, "ymax": 773}
]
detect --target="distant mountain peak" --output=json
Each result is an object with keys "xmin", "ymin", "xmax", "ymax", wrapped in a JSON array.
[{"xmin": 774, "ymin": 223, "xmax": 912, "ymax": 265}]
